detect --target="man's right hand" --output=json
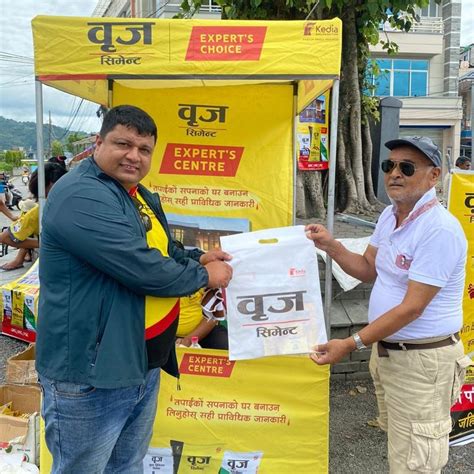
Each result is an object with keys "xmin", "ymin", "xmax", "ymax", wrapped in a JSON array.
[
  {"xmin": 304, "ymin": 224, "xmax": 337, "ymax": 254},
  {"xmin": 205, "ymin": 261, "xmax": 233, "ymax": 288}
]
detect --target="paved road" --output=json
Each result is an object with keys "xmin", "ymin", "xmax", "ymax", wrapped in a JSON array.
[{"xmin": 0, "ymin": 176, "xmax": 472, "ymax": 472}]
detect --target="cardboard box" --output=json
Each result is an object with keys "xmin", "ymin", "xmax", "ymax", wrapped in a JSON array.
[
  {"xmin": 6, "ymin": 345, "xmax": 38, "ymax": 385},
  {"xmin": 0, "ymin": 385, "xmax": 40, "ymax": 466}
]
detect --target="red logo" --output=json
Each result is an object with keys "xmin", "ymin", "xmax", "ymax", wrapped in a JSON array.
[
  {"xmin": 289, "ymin": 268, "xmax": 306, "ymax": 276},
  {"xmin": 468, "ymin": 283, "xmax": 474, "ymax": 299},
  {"xmin": 180, "ymin": 353, "xmax": 236, "ymax": 378},
  {"xmin": 303, "ymin": 22, "xmax": 316, "ymax": 36},
  {"xmin": 160, "ymin": 143, "xmax": 244, "ymax": 177},
  {"xmin": 186, "ymin": 26, "xmax": 267, "ymax": 61}
]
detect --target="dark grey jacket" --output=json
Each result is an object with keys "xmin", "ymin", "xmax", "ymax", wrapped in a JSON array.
[{"xmin": 36, "ymin": 157, "xmax": 208, "ymax": 388}]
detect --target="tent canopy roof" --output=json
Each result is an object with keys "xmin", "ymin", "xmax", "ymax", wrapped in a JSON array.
[{"xmin": 32, "ymin": 16, "xmax": 341, "ymax": 111}]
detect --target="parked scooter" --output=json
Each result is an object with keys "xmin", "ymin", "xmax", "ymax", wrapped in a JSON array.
[{"xmin": 5, "ymin": 181, "xmax": 23, "ymax": 210}]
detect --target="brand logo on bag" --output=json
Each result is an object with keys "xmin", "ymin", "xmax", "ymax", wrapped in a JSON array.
[
  {"xmin": 186, "ymin": 26, "xmax": 267, "ymax": 61},
  {"xmin": 237, "ymin": 290, "xmax": 306, "ymax": 321},
  {"xmin": 87, "ymin": 21, "xmax": 155, "ymax": 65},
  {"xmin": 177, "ymin": 103, "xmax": 228, "ymax": 137},
  {"xmin": 179, "ymin": 354, "xmax": 236, "ymax": 377},
  {"xmin": 289, "ymin": 268, "xmax": 306, "ymax": 276},
  {"xmin": 160, "ymin": 144, "xmax": 244, "ymax": 177}
]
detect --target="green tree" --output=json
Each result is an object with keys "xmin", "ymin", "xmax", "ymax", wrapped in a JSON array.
[
  {"xmin": 179, "ymin": 0, "xmax": 428, "ymax": 216},
  {"xmin": 51, "ymin": 140, "xmax": 65, "ymax": 157},
  {"xmin": 4, "ymin": 150, "xmax": 24, "ymax": 167},
  {"xmin": 66, "ymin": 132, "xmax": 87, "ymax": 154}
]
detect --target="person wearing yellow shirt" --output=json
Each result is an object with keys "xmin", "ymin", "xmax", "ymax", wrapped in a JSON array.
[
  {"xmin": 176, "ymin": 288, "xmax": 229, "ymax": 349},
  {"xmin": 173, "ymin": 240, "xmax": 228, "ymax": 350},
  {"xmin": 0, "ymin": 163, "xmax": 67, "ymax": 270}
]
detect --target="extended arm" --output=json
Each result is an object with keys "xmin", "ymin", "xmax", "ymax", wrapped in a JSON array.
[
  {"xmin": 305, "ymin": 224, "xmax": 377, "ymax": 283},
  {"xmin": 311, "ymin": 279, "xmax": 440, "ymax": 364}
]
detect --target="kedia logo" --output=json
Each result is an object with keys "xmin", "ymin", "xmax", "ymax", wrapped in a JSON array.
[
  {"xmin": 303, "ymin": 22, "xmax": 339, "ymax": 37},
  {"xmin": 303, "ymin": 22, "xmax": 316, "ymax": 36}
]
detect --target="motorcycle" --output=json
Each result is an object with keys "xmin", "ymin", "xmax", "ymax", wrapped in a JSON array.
[{"xmin": 5, "ymin": 182, "xmax": 23, "ymax": 210}]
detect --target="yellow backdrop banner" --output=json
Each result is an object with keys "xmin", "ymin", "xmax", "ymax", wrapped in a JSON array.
[
  {"xmin": 150, "ymin": 348, "xmax": 329, "ymax": 473},
  {"xmin": 447, "ymin": 171, "xmax": 474, "ymax": 444},
  {"xmin": 114, "ymin": 83, "xmax": 294, "ymax": 235},
  {"xmin": 40, "ymin": 350, "xmax": 329, "ymax": 473}
]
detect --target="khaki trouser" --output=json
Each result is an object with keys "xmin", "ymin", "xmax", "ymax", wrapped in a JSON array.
[{"xmin": 369, "ymin": 339, "xmax": 470, "ymax": 473}]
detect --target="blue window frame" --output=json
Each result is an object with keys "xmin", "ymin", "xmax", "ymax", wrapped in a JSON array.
[{"xmin": 370, "ymin": 59, "xmax": 428, "ymax": 97}]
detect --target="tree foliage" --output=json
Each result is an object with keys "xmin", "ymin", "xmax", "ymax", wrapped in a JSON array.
[
  {"xmin": 51, "ymin": 140, "xmax": 65, "ymax": 157},
  {"xmin": 179, "ymin": 0, "xmax": 429, "ymax": 216}
]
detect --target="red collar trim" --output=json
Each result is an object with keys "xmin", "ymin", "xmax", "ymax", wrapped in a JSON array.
[{"xmin": 128, "ymin": 186, "xmax": 138, "ymax": 197}]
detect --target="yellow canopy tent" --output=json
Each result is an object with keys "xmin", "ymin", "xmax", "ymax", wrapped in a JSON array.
[
  {"xmin": 32, "ymin": 15, "xmax": 342, "ymax": 330},
  {"xmin": 32, "ymin": 16, "xmax": 343, "ymax": 472}
]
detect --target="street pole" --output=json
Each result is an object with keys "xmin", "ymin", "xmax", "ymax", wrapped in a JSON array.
[
  {"xmin": 35, "ymin": 80, "xmax": 45, "ymax": 232},
  {"xmin": 324, "ymin": 78, "xmax": 340, "ymax": 339}
]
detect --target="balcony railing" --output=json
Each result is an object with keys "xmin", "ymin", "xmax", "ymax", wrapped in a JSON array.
[
  {"xmin": 380, "ymin": 16, "xmax": 443, "ymax": 34},
  {"xmin": 166, "ymin": 2, "xmax": 221, "ymax": 14}
]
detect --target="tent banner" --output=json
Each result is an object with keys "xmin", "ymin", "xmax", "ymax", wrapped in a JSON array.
[
  {"xmin": 114, "ymin": 83, "xmax": 294, "ymax": 239},
  {"xmin": 149, "ymin": 348, "xmax": 329, "ymax": 473},
  {"xmin": 32, "ymin": 17, "xmax": 341, "ymax": 79},
  {"xmin": 447, "ymin": 171, "xmax": 474, "ymax": 446},
  {"xmin": 296, "ymin": 91, "xmax": 330, "ymax": 170}
]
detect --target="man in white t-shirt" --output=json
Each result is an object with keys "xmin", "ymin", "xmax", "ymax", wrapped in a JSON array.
[{"xmin": 305, "ymin": 136, "xmax": 472, "ymax": 473}]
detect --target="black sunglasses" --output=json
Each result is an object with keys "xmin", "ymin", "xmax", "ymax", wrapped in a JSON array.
[
  {"xmin": 131, "ymin": 196, "xmax": 152, "ymax": 232},
  {"xmin": 381, "ymin": 159, "xmax": 422, "ymax": 177}
]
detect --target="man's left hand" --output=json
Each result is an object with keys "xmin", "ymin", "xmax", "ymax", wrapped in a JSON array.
[{"xmin": 199, "ymin": 249, "xmax": 232, "ymax": 265}]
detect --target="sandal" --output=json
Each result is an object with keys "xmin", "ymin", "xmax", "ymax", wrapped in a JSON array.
[{"xmin": 0, "ymin": 263, "xmax": 24, "ymax": 271}]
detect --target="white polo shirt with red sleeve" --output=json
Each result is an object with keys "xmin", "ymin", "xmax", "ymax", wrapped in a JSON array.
[{"xmin": 368, "ymin": 187, "xmax": 467, "ymax": 341}]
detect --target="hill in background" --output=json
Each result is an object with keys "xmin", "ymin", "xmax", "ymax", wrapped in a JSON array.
[{"xmin": 0, "ymin": 116, "xmax": 91, "ymax": 151}]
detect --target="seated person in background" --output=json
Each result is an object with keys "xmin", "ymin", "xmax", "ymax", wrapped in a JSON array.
[
  {"xmin": 0, "ymin": 163, "xmax": 67, "ymax": 270},
  {"xmin": 174, "ymin": 240, "xmax": 229, "ymax": 350},
  {"xmin": 47, "ymin": 155, "xmax": 68, "ymax": 170}
]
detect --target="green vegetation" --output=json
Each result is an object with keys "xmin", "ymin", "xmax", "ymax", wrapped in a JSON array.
[{"xmin": 0, "ymin": 116, "xmax": 89, "ymax": 153}]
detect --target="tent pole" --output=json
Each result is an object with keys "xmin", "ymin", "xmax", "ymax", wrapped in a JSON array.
[
  {"xmin": 324, "ymin": 78, "xmax": 340, "ymax": 338},
  {"xmin": 292, "ymin": 83, "xmax": 298, "ymax": 225},
  {"xmin": 35, "ymin": 80, "xmax": 45, "ymax": 232}
]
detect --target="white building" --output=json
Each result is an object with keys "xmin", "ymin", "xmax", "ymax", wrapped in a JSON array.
[
  {"xmin": 369, "ymin": 0, "xmax": 463, "ymax": 172},
  {"xmin": 93, "ymin": 0, "xmax": 220, "ymax": 19}
]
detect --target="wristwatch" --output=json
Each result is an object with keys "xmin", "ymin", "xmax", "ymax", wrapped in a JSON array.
[{"xmin": 352, "ymin": 332, "xmax": 367, "ymax": 351}]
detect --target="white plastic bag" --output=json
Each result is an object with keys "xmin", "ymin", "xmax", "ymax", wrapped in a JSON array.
[{"xmin": 221, "ymin": 225, "xmax": 327, "ymax": 360}]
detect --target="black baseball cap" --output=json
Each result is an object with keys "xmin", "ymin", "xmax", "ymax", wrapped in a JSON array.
[{"xmin": 385, "ymin": 136, "xmax": 442, "ymax": 167}]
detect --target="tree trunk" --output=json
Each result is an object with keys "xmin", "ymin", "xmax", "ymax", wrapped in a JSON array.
[
  {"xmin": 361, "ymin": 114, "xmax": 378, "ymax": 204},
  {"xmin": 295, "ymin": 171, "xmax": 306, "ymax": 217},
  {"xmin": 302, "ymin": 170, "xmax": 326, "ymax": 218},
  {"xmin": 336, "ymin": 6, "xmax": 372, "ymax": 214}
]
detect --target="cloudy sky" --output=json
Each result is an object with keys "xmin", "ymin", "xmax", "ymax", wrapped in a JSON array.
[{"xmin": 0, "ymin": 0, "xmax": 473, "ymax": 134}]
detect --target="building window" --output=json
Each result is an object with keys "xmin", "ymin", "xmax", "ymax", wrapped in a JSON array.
[
  {"xmin": 370, "ymin": 59, "xmax": 428, "ymax": 97},
  {"xmin": 418, "ymin": 0, "xmax": 440, "ymax": 17}
]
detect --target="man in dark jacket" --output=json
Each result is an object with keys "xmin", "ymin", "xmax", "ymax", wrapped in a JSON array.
[{"xmin": 37, "ymin": 105, "xmax": 232, "ymax": 473}]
